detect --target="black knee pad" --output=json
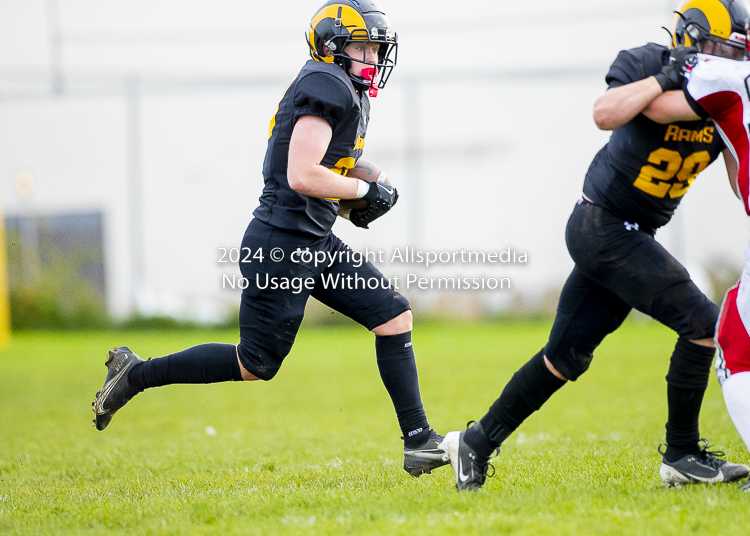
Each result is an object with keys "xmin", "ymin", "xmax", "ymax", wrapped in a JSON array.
[
  {"xmin": 545, "ymin": 341, "xmax": 593, "ymax": 381},
  {"xmin": 236, "ymin": 340, "xmax": 281, "ymax": 381},
  {"xmin": 665, "ymin": 337, "xmax": 715, "ymax": 390}
]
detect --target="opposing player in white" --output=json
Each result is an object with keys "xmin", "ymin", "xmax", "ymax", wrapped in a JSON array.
[{"xmin": 649, "ymin": 21, "xmax": 750, "ymax": 490}]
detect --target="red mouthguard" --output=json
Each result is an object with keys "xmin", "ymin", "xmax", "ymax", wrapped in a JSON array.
[{"xmin": 360, "ymin": 67, "xmax": 378, "ymax": 97}]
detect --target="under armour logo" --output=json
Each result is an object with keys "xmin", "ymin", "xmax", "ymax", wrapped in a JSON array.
[{"xmin": 624, "ymin": 221, "xmax": 639, "ymax": 231}]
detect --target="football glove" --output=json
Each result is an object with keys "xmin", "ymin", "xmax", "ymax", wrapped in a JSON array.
[
  {"xmin": 362, "ymin": 180, "xmax": 398, "ymax": 210},
  {"xmin": 350, "ymin": 181, "xmax": 399, "ymax": 229},
  {"xmin": 654, "ymin": 44, "xmax": 698, "ymax": 92}
]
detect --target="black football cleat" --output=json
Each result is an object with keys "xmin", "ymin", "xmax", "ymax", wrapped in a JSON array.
[
  {"xmin": 92, "ymin": 346, "xmax": 144, "ymax": 431},
  {"xmin": 659, "ymin": 439, "xmax": 750, "ymax": 488},
  {"xmin": 403, "ymin": 429, "xmax": 450, "ymax": 477},
  {"xmin": 439, "ymin": 423, "xmax": 495, "ymax": 491}
]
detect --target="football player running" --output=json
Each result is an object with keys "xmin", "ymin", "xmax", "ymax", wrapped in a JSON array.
[
  {"xmin": 440, "ymin": 0, "xmax": 750, "ymax": 491},
  {"xmin": 92, "ymin": 0, "xmax": 448, "ymax": 478},
  {"xmin": 641, "ymin": 0, "xmax": 750, "ymax": 493}
]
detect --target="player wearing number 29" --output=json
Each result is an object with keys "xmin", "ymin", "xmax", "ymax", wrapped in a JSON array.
[
  {"xmin": 640, "ymin": 0, "xmax": 750, "ymax": 493},
  {"xmin": 92, "ymin": 0, "xmax": 448, "ymax": 478},
  {"xmin": 440, "ymin": 0, "xmax": 750, "ymax": 491}
]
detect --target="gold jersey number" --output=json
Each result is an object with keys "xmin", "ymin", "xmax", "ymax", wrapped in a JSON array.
[{"xmin": 633, "ymin": 149, "xmax": 711, "ymax": 198}]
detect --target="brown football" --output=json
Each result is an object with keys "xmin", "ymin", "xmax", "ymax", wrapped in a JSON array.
[{"xmin": 339, "ymin": 159, "xmax": 392, "ymax": 211}]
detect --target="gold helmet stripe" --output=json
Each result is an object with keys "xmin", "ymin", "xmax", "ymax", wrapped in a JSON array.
[
  {"xmin": 310, "ymin": 4, "xmax": 368, "ymax": 63},
  {"xmin": 675, "ymin": 0, "xmax": 733, "ymax": 46}
]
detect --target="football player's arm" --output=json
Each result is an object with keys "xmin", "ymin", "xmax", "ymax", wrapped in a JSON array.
[
  {"xmin": 723, "ymin": 149, "xmax": 740, "ymax": 199},
  {"xmin": 595, "ymin": 45, "xmax": 698, "ymax": 130},
  {"xmin": 593, "ymin": 77, "xmax": 664, "ymax": 130},
  {"xmin": 641, "ymin": 90, "xmax": 701, "ymax": 124},
  {"xmin": 287, "ymin": 115, "xmax": 360, "ymax": 200}
]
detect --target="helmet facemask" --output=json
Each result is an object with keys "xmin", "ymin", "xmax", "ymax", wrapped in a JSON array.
[
  {"xmin": 330, "ymin": 28, "xmax": 397, "ymax": 96},
  {"xmin": 681, "ymin": 18, "xmax": 748, "ymax": 59}
]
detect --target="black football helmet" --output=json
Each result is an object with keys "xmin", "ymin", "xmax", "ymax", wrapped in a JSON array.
[
  {"xmin": 673, "ymin": 0, "xmax": 750, "ymax": 59},
  {"xmin": 307, "ymin": 0, "xmax": 397, "ymax": 94}
]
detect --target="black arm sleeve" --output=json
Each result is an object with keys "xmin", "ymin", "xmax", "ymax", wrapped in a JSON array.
[{"xmin": 293, "ymin": 72, "xmax": 353, "ymax": 131}]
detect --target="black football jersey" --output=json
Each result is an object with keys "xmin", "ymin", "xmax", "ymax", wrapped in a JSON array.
[
  {"xmin": 253, "ymin": 60, "xmax": 369, "ymax": 237},
  {"xmin": 583, "ymin": 43, "xmax": 725, "ymax": 232}
]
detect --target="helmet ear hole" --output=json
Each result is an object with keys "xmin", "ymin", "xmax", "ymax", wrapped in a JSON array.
[{"xmin": 687, "ymin": 24, "xmax": 701, "ymax": 41}]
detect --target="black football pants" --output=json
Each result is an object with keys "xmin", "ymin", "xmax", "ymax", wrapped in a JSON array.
[
  {"xmin": 236, "ymin": 219, "xmax": 410, "ymax": 380},
  {"xmin": 545, "ymin": 198, "xmax": 718, "ymax": 380}
]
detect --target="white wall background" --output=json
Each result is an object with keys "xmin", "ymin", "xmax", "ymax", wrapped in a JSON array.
[{"xmin": 1, "ymin": 0, "xmax": 747, "ymax": 321}]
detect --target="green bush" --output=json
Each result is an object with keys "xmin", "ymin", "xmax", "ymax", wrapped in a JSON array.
[{"xmin": 7, "ymin": 223, "xmax": 108, "ymax": 330}]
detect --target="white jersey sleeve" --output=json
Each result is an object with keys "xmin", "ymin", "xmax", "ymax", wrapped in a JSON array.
[{"xmin": 686, "ymin": 55, "xmax": 750, "ymax": 214}]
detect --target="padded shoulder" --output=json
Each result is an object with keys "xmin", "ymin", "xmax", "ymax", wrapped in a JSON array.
[
  {"xmin": 606, "ymin": 43, "xmax": 669, "ymax": 89},
  {"xmin": 293, "ymin": 61, "xmax": 356, "ymax": 130}
]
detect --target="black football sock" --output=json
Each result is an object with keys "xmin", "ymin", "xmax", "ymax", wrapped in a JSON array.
[
  {"xmin": 375, "ymin": 331, "xmax": 431, "ymax": 448},
  {"xmin": 128, "ymin": 343, "xmax": 243, "ymax": 391},
  {"xmin": 465, "ymin": 350, "xmax": 566, "ymax": 459},
  {"xmin": 664, "ymin": 339, "xmax": 715, "ymax": 462}
]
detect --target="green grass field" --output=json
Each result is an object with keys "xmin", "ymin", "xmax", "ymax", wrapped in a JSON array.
[{"xmin": 1, "ymin": 320, "xmax": 747, "ymax": 535}]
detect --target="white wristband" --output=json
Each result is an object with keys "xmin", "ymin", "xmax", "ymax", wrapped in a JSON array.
[{"xmin": 355, "ymin": 179, "xmax": 370, "ymax": 199}]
